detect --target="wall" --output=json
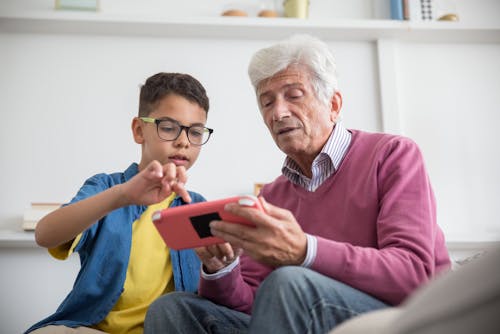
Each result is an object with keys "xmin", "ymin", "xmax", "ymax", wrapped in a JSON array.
[
  {"xmin": 1, "ymin": 0, "xmax": 500, "ymax": 333},
  {"xmin": 397, "ymin": 43, "xmax": 500, "ymax": 241},
  {"xmin": 0, "ymin": 35, "xmax": 380, "ymax": 222},
  {"xmin": 0, "ymin": 247, "xmax": 80, "ymax": 333}
]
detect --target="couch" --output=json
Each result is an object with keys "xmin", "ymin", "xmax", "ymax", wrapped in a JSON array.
[{"xmin": 329, "ymin": 245, "xmax": 500, "ymax": 334}]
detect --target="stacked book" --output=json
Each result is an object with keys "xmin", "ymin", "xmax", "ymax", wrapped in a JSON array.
[
  {"xmin": 22, "ymin": 203, "xmax": 61, "ymax": 231},
  {"xmin": 391, "ymin": 0, "xmax": 435, "ymax": 21}
]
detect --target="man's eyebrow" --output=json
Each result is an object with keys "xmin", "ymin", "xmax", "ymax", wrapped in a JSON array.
[{"xmin": 258, "ymin": 83, "xmax": 303, "ymax": 98}]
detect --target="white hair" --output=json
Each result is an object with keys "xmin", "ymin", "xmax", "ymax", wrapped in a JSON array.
[{"xmin": 248, "ymin": 34, "xmax": 338, "ymax": 105}]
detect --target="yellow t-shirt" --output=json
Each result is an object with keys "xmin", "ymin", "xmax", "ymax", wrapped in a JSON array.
[{"xmin": 50, "ymin": 194, "xmax": 176, "ymax": 334}]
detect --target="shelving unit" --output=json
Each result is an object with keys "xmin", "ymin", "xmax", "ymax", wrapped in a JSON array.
[{"xmin": 1, "ymin": 10, "xmax": 500, "ymax": 43}]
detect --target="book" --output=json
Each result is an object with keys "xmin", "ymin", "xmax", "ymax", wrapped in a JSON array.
[
  {"xmin": 402, "ymin": 0, "xmax": 410, "ymax": 20},
  {"xmin": 22, "ymin": 202, "xmax": 61, "ymax": 231},
  {"xmin": 390, "ymin": 0, "xmax": 404, "ymax": 20},
  {"xmin": 420, "ymin": 0, "xmax": 434, "ymax": 20},
  {"xmin": 407, "ymin": 0, "xmax": 435, "ymax": 21}
]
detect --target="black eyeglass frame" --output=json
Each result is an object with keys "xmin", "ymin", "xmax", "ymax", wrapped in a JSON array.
[{"xmin": 140, "ymin": 117, "xmax": 213, "ymax": 146}]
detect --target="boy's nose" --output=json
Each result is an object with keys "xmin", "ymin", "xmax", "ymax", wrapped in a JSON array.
[{"xmin": 174, "ymin": 128, "xmax": 190, "ymax": 146}]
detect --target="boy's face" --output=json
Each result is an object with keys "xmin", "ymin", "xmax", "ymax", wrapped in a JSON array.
[{"xmin": 133, "ymin": 94, "xmax": 207, "ymax": 171}]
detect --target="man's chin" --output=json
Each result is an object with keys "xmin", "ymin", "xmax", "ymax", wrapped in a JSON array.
[{"xmin": 277, "ymin": 140, "xmax": 301, "ymax": 155}]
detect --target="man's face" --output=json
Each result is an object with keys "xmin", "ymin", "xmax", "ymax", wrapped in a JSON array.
[{"xmin": 257, "ymin": 65, "xmax": 338, "ymax": 161}]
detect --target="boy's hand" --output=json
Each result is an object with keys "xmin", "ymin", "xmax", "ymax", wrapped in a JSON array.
[
  {"xmin": 120, "ymin": 160, "xmax": 191, "ymax": 206},
  {"xmin": 195, "ymin": 243, "xmax": 243, "ymax": 274}
]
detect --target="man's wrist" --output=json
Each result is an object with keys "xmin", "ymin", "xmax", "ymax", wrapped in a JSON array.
[{"xmin": 300, "ymin": 234, "xmax": 317, "ymax": 267}]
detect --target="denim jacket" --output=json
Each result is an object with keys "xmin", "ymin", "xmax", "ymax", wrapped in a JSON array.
[{"xmin": 25, "ymin": 163, "xmax": 204, "ymax": 333}]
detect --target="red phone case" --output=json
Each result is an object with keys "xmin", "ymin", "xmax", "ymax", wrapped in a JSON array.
[{"xmin": 152, "ymin": 195, "xmax": 262, "ymax": 250}]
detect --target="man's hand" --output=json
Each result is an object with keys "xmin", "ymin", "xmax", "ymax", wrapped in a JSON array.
[
  {"xmin": 209, "ymin": 197, "xmax": 308, "ymax": 267},
  {"xmin": 119, "ymin": 160, "xmax": 191, "ymax": 206}
]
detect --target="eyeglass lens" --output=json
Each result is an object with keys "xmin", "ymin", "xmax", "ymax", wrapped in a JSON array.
[{"xmin": 157, "ymin": 120, "xmax": 210, "ymax": 145}]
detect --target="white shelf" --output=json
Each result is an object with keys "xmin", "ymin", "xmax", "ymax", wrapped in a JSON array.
[
  {"xmin": 0, "ymin": 227, "xmax": 497, "ymax": 250},
  {"xmin": 0, "ymin": 229, "xmax": 37, "ymax": 248},
  {"xmin": 1, "ymin": 11, "xmax": 500, "ymax": 43}
]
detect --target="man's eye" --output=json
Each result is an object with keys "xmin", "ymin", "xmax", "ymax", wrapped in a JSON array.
[
  {"xmin": 287, "ymin": 89, "xmax": 303, "ymax": 99},
  {"xmin": 261, "ymin": 100, "xmax": 273, "ymax": 108}
]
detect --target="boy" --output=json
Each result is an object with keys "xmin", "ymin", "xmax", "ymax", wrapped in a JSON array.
[{"xmin": 25, "ymin": 72, "xmax": 213, "ymax": 334}]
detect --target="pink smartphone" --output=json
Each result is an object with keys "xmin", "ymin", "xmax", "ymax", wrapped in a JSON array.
[{"xmin": 152, "ymin": 195, "xmax": 263, "ymax": 250}]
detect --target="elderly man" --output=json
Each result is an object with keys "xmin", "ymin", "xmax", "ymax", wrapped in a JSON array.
[{"xmin": 144, "ymin": 34, "xmax": 451, "ymax": 334}]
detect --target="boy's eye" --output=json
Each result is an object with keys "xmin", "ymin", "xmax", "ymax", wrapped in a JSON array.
[
  {"xmin": 188, "ymin": 127, "xmax": 204, "ymax": 138},
  {"xmin": 158, "ymin": 122, "xmax": 179, "ymax": 134}
]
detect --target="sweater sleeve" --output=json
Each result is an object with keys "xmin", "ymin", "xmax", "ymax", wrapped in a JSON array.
[
  {"xmin": 311, "ymin": 137, "xmax": 450, "ymax": 305},
  {"xmin": 198, "ymin": 255, "xmax": 273, "ymax": 314}
]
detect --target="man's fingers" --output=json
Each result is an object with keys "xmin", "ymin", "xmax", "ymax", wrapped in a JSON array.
[{"xmin": 256, "ymin": 196, "xmax": 294, "ymax": 221}]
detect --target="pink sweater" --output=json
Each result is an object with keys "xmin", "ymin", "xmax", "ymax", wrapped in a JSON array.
[{"xmin": 199, "ymin": 130, "xmax": 451, "ymax": 312}]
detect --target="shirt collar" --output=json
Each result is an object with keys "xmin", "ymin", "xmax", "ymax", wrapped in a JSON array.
[{"xmin": 282, "ymin": 122, "xmax": 351, "ymax": 177}]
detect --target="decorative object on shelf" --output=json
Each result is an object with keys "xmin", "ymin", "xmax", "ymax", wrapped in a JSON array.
[
  {"xmin": 221, "ymin": 1, "xmax": 280, "ymax": 18},
  {"xmin": 283, "ymin": 0, "xmax": 309, "ymax": 19},
  {"xmin": 258, "ymin": 9, "xmax": 279, "ymax": 17},
  {"xmin": 55, "ymin": 0, "xmax": 99, "ymax": 12},
  {"xmin": 258, "ymin": 0, "xmax": 280, "ymax": 17},
  {"xmin": 437, "ymin": 13, "xmax": 458, "ymax": 21},
  {"xmin": 221, "ymin": 9, "xmax": 248, "ymax": 17},
  {"xmin": 434, "ymin": 0, "xmax": 459, "ymax": 21},
  {"xmin": 22, "ymin": 202, "xmax": 61, "ymax": 231}
]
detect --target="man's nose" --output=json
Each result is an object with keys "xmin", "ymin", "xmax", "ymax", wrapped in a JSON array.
[{"xmin": 272, "ymin": 97, "xmax": 290, "ymax": 121}]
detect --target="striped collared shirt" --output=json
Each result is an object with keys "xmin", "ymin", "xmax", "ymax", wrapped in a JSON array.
[{"xmin": 282, "ymin": 122, "xmax": 352, "ymax": 192}]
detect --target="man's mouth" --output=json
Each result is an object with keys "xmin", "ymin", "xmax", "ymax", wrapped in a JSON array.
[
  {"xmin": 273, "ymin": 118, "xmax": 300, "ymax": 136},
  {"xmin": 276, "ymin": 127, "xmax": 296, "ymax": 135}
]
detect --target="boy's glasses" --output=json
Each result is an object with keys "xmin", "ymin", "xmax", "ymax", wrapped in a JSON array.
[{"xmin": 140, "ymin": 117, "xmax": 213, "ymax": 146}]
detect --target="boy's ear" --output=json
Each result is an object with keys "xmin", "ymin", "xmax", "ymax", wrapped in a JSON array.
[{"xmin": 132, "ymin": 117, "xmax": 145, "ymax": 144}]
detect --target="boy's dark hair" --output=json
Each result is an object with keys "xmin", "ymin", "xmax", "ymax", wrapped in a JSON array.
[{"xmin": 139, "ymin": 72, "xmax": 209, "ymax": 117}]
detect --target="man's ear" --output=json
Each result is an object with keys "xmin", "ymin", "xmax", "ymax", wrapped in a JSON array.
[
  {"xmin": 330, "ymin": 91, "xmax": 343, "ymax": 122},
  {"xmin": 132, "ymin": 117, "xmax": 145, "ymax": 144}
]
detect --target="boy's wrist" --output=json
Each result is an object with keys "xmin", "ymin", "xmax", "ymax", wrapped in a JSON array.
[{"xmin": 111, "ymin": 184, "xmax": 130, "ymax": 208}]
